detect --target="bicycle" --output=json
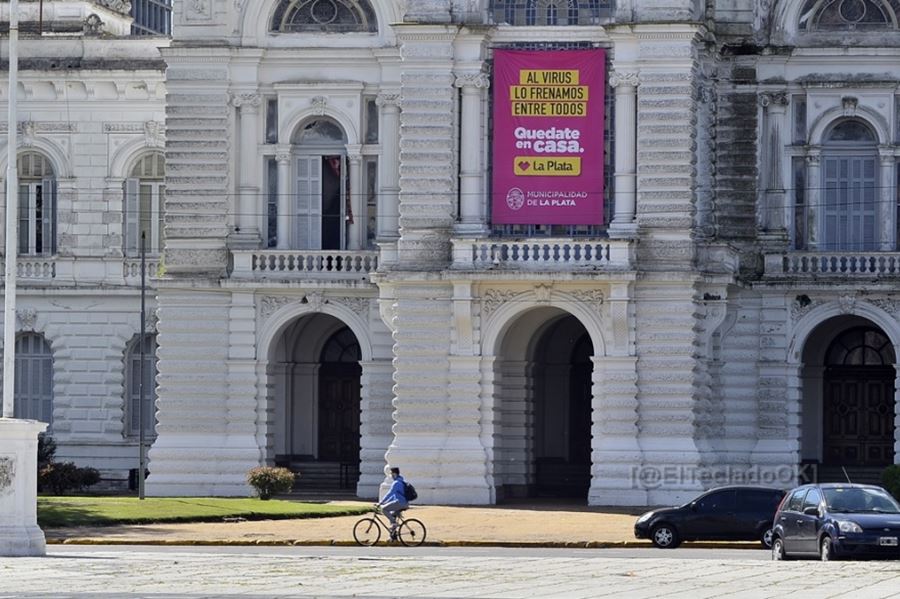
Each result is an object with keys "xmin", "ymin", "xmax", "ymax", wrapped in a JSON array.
[{"xmin": 353, "ymin": 505, "xmax": 427, "ymax": 547}]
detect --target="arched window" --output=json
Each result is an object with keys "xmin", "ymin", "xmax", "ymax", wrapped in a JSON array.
[
  {"xmin": 270, "ymin": 0, "xmax": 378, "ymax": 33},
  {"xmin": 490, "ymin": 0, "xmax": 611, "ymax": 26},
  {"xmin": 14, "ymin": 333, "xmax": 53, "ymax": 426},
  {"xmin": 125, "ymin": 334, "xmax": 158, "ymax": 438},
  {"xmin": 290, "ymin": 118, "xmax": 348, "ymax": 250},
  {"xmin": 826, "ymin": 327, "xmax": 895, "ymax": 366},
  {"xmin": 320, "ymin": 327, "xmax": 361, "ymax": 363},
  {"xmin": 799, "ymin": 0, "xmax": 900, "ymax": 32},
  {"xmin": 820, "ymin": 119, "xmax": 879, "ymax": 250},
  {"xmin": 17, "ymin": 152, "xmax": 56, "ymax": 255},
  {"xmin": 124, "ymin": 153, "xmax": 165, "ymax": 255}
]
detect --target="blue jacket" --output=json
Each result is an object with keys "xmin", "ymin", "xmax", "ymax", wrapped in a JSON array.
[{"xmin": 380, "ymin": 475, "xmax": 406, "ymax": 505}]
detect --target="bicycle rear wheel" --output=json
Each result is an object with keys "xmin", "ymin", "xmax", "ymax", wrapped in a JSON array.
[
  {"xmin": 397, "ymin": 518, "xmax": 426, "ymax": 547},
  {"xmin": 353, "ymin": 518, "xmax": 381, "ymax": 546}
]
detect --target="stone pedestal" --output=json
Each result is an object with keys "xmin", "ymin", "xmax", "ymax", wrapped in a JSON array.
[{"xmin": 0, "ymin": 419, "xmax": 47, "ymax": 557}]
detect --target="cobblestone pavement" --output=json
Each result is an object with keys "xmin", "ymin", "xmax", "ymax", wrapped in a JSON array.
[{"xmin": 3, "ymin": 547, "xmax": 900, "ymax": 598}]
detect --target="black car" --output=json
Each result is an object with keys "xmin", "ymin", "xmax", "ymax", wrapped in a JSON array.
[
  {"xmin": 771, "ymin": 483, "xmax": 900, "ymax": 561},
  {"xmin": 634, "ymin": 486, "xmax": 786, "ymax": 549}
]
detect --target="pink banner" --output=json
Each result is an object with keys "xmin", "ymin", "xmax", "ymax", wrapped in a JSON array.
[{"xmin": 491, "ymin": 49, "xmax": 606, "ymax": 225}]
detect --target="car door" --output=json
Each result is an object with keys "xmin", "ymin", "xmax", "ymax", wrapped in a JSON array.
[
  {"xmin": 688, "ymin": 489, "xmax": 738, "ymax": 540},
  {"xmin": 735, "ymin": 489, "xmax": 780, "ymax": 541},
  {"xmin": 796, "ymin": 487, "xmax": 823, "ymax": 554},
  {"xmin": 778, "ymin": 488, "xmax": 808, "ymax": 554}
]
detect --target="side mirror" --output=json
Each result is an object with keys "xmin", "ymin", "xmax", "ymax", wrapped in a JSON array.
[{"xmin": 803, "ymin": 506, "xmax": 820, "ymax": 517}]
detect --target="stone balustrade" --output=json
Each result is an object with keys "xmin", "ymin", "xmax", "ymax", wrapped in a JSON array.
[
  {"xmin": 124, "ymin": 258, "xmax": 161, "ymax": 284},
  {"xmin": 232, "ymin": 250, "xmax": 379, "ymax": 279},
  {"xmin": 765, "ymin": 252, "xmax": 900, "ymax": 277},
  {"xmin": 451, "ymin": 238, "xmax": 634, "ymax": 271},
  {"xmin": 0, "ymin": 257, "xmax": 57, "ymax": 280}
]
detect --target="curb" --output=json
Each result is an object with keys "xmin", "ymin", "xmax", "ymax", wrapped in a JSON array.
[{"xmin": 46, "ymin": 538, "xmax": 763, "ymax": 550}]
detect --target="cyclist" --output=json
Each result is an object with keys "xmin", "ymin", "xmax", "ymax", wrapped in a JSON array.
[{"xmin": 376, "ymin": 466, "xmax": 407, "ymax": 540}]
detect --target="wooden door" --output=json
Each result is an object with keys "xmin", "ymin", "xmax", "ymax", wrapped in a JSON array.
[
  {"xmin": 823, "ymin": 366, "xmax": 894, "ymax": 466},
  {"xmin": 317, "ymin": 365, "xmax": 361, "ymax": 463}
]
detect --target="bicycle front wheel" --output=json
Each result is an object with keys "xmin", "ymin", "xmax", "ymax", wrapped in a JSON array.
[
  {"xmin": 397, "ymin": 518, "xmax": 427, "ymax": 547},
  {"xmin": 353, "ymin": 518, "xmax": 381, "ymax": 546}
]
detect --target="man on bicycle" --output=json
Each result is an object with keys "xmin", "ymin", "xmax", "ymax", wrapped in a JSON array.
[{"xmin": 376, "ymin": 466, "xmax": 407, "ymax": 539}]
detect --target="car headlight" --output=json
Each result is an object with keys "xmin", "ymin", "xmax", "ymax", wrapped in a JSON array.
[
  {"xmin": 636, "ymin": 512, "xmax": 653, "ymax": 524},
  {"xmin": 837, "ymin": 520, "xmax": 863, "ymax": 534}
]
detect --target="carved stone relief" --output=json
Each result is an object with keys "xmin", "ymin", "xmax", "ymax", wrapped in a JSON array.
[
  {"xmin": 335, "ymin": 297, "xmax": 370, "ymax": 318},
  {"xmin": 0, "ymin": 456, "xmax": 15, "ymax": 498},
  {"xmin": 16, "ymin": 309, "xmax": 38, "ymax": 332},
  {"xmin": 569, "ymin": 289, "xmax": 605, "ymax": 313},
  {"xmin": 259, "ymin": 296, "xmax": 295, "ymax": 322},
  {"xmin": 480, "ymin": 289, "xmax": 519, "ymax": 320}
]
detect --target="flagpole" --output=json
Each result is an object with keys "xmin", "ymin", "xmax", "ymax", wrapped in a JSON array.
[{"xmin": 3, "ymin": 0, "xmax": 20, "ymax": 419}]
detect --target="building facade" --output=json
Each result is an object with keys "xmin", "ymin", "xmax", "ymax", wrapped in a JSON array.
[{"xmin": 3, "ymin": 0, "xmax": 900, "ymax": 505}]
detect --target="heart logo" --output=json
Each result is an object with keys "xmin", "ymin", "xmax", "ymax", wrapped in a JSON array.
[{"xmin": 518, "ymin": 161, "xmax": 530, "ymax": 171}]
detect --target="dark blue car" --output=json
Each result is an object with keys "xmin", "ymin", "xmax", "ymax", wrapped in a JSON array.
[{"xmin": 772, "ymin": 483, "xmax": 900, "ymax": 561}]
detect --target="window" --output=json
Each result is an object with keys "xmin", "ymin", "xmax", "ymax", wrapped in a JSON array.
[
  {"xmin": 290, "ymin": 119, "xmax": 348, "ymax": 250},
  {"xmin": 798, "ymin": 0, "xmax": 900, "ymax": 32},
  {"xmin": 266, "ymin": 99, "xmax": 279, "ymax": 144},
  {"xmin": 270, "ymin": 0, "xmax": 378, "ymax": 33},
  {"xmin": 741, "ymin": 490, "xmax": 785, "ymax": 513},
  {"xmin": 786, "ymin": 489, "xmax": 808, "ymax": 512},
  {"xmin": 696, "ymin": 489, "xmax": 736, "ymax": 513},
  {"xmin": 124, "ymin": 153, "xmax": 165, "ymax": 256},
  {"xmin": 490, "ymin": 0, "xmax": 612, "ymax": 26},
  {"xmin": 125, "ymin": 334, "xmax": 158, "ymax": 438},
  {"xmin": 825, "ymin": 327, "xmax": 895, "ymax": 366},
  {"xmin": 17, "ymin": 152, "xmax": 56, "ymax": 256},
  {"xmin": 803, "ymin": 488, "xmax": 822, "ymax": 512},
  {"xmin": 131, "ymin": 0, "xmax": 172, "ymax": 36},
  {"xmin": 820, "ymin": 119, "xmax": 879, "ymax": 250},
  {"xmin": 13, "ymin": 333, "xmax": 53, "ymax": 427}
]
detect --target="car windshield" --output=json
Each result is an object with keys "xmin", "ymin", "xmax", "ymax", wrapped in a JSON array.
[{"xmin": 823, "ymin": 488, "xmax": 900, "ymax": 514}]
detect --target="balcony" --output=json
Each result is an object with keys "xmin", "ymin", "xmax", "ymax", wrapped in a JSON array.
[
  {"xmin": 231, "ymin": 250, "xmax": 378, "ymax": 280},
  {"xmin": 764, "ymin": 252, "xmax": 900, "ymax": 278},
  {"xmin": 451, "ymin": 238, "xmax": 634, "ymax": 272}
]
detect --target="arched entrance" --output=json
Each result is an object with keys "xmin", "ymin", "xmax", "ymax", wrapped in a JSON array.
[
  {"xmin": 269, "ymin": 313, "xmax": 361, "ymax": 491},
  {"xmin": 800, "ymin": 316, "xmax": 896, "ymax": 482},
  {"xmin": 822, "ymin": 327, "xmax": 895, "ymax": 467},
  {"xmin": 494, "ymin": 307, "xmax": 593, "ymax": 501}
]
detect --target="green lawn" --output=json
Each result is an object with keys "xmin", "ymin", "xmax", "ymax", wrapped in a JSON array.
[{"xmin": 37, "ymin": 496, "xmax": 370, "ymax": 528}]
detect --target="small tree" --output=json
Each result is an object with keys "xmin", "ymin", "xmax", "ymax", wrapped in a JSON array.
[
  {"xmin": 247, "ymin": 466, "xmax": 295, "ymax": 500},
  {"xmin": 882, "ymin": 465, "xmax": 900, "ymax": 500},
  {"xmin": 37, "ymin": 433, "xmax": 56, "ymax": 470}
]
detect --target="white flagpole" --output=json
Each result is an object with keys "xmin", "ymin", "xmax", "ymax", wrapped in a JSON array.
[{"xmin": 3, "ymin": 0, "xmax": 20, "ymax": 419}]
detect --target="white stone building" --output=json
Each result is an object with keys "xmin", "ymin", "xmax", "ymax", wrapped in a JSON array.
[{"xmin": 3, "ymin": 0, "xmax": 900, "ymax": 506}]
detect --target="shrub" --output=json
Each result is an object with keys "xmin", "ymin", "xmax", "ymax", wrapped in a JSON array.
[
  {"xmin": 882, "ymin": 465, "xmax": 900, "ymax": 500},
  {"xmin": 247, "ymin": 466, "xmax": 295, "ymax": 500},
  {"xmin": 39, "ymin": 462, "xmax": 102, "ymax": 495},
  {"xmin": 37, "ymin": 433, "xmax": 57, "ymax": 470}
]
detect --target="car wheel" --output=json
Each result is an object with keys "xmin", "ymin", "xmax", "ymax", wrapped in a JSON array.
[
  {"xmin": 760, "ymin": 528, "xmax": 774, "ymax": 549},
  {"xmin": 820, "ymin": 536, "xmax": 834, "ymax": 562},
  {"xmin": 650, "ymin": 524, "xmax": 680, "ymax": 549},
  {"xmin": 771, "ymin": 536, "xmax": 790, "ymax": 561}
]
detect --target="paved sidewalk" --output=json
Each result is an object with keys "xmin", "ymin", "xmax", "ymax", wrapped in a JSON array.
[{"xmin": 44, "ymin": 502, "xmax": 681, "ymax": 548}]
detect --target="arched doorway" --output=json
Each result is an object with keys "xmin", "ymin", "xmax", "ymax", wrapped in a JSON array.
[
  {"xmin": 269, "ymin": 314, "xmax": 361, "ymax": 491},
  {"xmin": 800, "ymin": 316, "xmax": 897, "ymax": 483},
  {"xmin": 495, "ymin": 307, "xmax": 593, "ymax": 501},
  {"xmin": 822, "ymin": 327, "xmax": 895, "ymax": 467}
]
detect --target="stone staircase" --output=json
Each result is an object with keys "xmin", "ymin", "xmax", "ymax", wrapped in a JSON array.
[
  {"xmin": 810, "ymin": 465, "xmax": 885, "ymax": 486},
  {"xmin": 279, "ymin": 459, "xmax": 360, "ymax": 494}
]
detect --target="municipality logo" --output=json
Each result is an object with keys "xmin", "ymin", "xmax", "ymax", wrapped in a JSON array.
[{"xmin": 506, "ymin": 188, "xmax": 525, "ymax": 211}]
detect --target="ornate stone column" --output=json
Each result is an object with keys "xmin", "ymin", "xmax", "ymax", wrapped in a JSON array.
[
  {"xmin": 375, "ymin": 93, "xmax": 400, "ymax": 242},
  {"xmin": 346, "ymin": 147, "xmax": 364, "ymax": 250},
  {"xmin": 275, "ymin": 146, "xmax": 292, "ymax": 250},
  {"xmin": 879, "ymin": 147, "xmax": 895, "ymax": 250},
  {"xmin": 231, "ymin": 93, "xmax": 262, "ymax": 246},
  {"xmin": 454, "ymin": 72, "xmax": 490, "ymax": 236},
  {"xmin": 805, "ymin": 148, "xmax": 821, "ymax": 250},
  {"xmin": 759, "ymin": 92, "xmax": 789, "ymax": 238},
  {"xmin": 608, "ymin": 71, "xmax": 639, "ymax": 237}
]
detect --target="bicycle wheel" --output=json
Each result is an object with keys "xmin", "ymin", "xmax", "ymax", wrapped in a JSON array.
[
  {"xmin": 353, "ymin": 518, "xmax": 381, "ymax": 546},
  {"xmin": 397, "ymin": 518, "xmax": 426, "ymax": 547}
]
